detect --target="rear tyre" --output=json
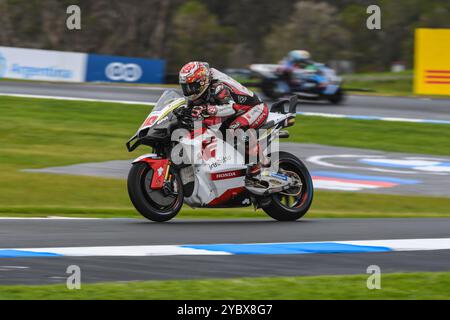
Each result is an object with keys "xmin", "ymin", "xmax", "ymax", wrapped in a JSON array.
[
  {"xmin": 262, "ymin": 152, "xmax": 313, "ymax": 221},
  {"xmin": 327, "ymin": 88, "xmax": 345, "ymax": 104},
  {"xmin": 127, "ymin": 162, "xmax": 183, "ymax": 222}
]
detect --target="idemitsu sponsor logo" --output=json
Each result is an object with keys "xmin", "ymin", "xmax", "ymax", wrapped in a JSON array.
[{"xmin": 10, "ymin": 63, "xmax": 73, "ymax": 80}]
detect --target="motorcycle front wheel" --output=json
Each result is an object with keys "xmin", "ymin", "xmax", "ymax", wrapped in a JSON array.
[
  {"xmin": 262, "ymin": 151, "xmax": 314, "ymax": 221},
  {"xmin": 261, "ymin": 79, "xmax": 285, "ymax": 99},
  {"xmin": 127, "ymin": 162, "xmax": 183, "ymax": 222}
]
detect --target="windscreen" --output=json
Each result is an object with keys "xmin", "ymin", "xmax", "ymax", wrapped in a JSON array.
[{"xmin": 154, "ymin": 90, "xmax": 184, "ymax": 111}]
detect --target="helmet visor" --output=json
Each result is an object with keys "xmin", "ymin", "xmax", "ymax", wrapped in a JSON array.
[{"xmin": 181, "ymin": 82, "xmax": 202, "ymax": 98}]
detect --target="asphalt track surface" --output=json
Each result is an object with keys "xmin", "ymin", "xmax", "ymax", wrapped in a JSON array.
[
  {"xmin": 0, "ymin": 218, "xmax": 449, "ymax": 285},
  {"xmin": 1, "ymin": 80, "xmax": 450, "ymax": 121}
]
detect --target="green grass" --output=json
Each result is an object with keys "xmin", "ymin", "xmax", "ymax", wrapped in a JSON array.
[
  {"xmin": 345, "ymin": 78, "xmax": 413, "ymax": 96},
  {"xmin": 343, "ymin": 70, "xmax": 450, "ymax": 98},
  {"xmin": 2, "ymin": 190, "xmax": 450, "ymax": 219},
  {"xmin": 288, "ymin": 116, "xmax": 450, "ymax": 156},
  {"xmin": 344, "ymin": 71, "xmax": 413, "ymax": 96},
  {"xmin": 1, "ymin": 95, "xmax": 450, "ymax": 218},
  {"xmin": 1, "ymin": 271, "xmax": 449, "ymax": 299}
]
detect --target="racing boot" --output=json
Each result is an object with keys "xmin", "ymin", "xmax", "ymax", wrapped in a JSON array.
[
  {"xmin": 244, "ymin": 143, "xmax": 295, "ymax": 196},
  {"xmin": 245, "ymin": 138, "xmax": 270, "ymax": 178}
]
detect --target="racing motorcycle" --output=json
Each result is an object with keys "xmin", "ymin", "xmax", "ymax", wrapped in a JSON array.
[
  {"xmin": 249, "ymin": 63, "xmax": 345, "ymax": 104},
  {"xmin": 126, "ymin": 90, "xmax": 313, "ymax": 222}
]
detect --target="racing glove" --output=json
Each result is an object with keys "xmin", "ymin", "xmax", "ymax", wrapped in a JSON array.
[{"xmin": 191, "ymin": 105, "xmax": 218, "ymax": 118}]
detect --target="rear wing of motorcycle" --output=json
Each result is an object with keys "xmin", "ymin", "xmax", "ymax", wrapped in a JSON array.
[{"xmin": 270, "ymin": 96, "xmax": 298, "ymax": 115}]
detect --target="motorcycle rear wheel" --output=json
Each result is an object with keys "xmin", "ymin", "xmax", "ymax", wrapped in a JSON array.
[
  {"xmin": 262, "ymin": 152, "xmax": 313, "ymax": 221},
  {"xmin": 327, "ymin": 88, "xmax": 345, "ymax": 104},
  {"xmin": 127, "ymin": 162, "xmax": 183, "ymax": 222}
]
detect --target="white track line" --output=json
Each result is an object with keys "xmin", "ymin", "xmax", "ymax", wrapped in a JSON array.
[
  {"xmin": 2, "ymin": 238, "xmax": 450, "ymax": 258},
  {"xmin": 0, "ymin": 217, "xmax": 101, "ymax": 220},
  {"xmin": 337, "ymin": 238, "xmax": 450, "ymax": 251},
  {"xmin": 0, "ymin": 93, "xmax": 155, "ymax": 106},
  {"xmin": 297, "ymin": 111, "xmax": 450, "ymax": 125},
  {"xmin": 7, "ymin": 245, "xmax": 231, "ymax": 257},
  {"xmin": 2, "ymin": 92, "xmax": 448, "ymax": 124}
]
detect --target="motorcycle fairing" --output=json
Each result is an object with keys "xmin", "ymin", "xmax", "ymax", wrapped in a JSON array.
[
  {"xmin": 323, "ymin": 84, "xmax": 339, "ymax": 95},
  {"xmin": 139, "ymin": 98, "xmax": 185, "ymax": 131},
  {"xmin": 132, "ymin": 154, "xmax": 169, "ymax": 189},
  {"xmin": 179, "ymin": 128, "xmax": 251, "ymax": 208},
  {"xmin": 126, "ymin": 94, "xmax": 187, "ymax": 152},
  {"xmin": 180, "ymin": 100, "xmax": 297, "ymax": 208}
]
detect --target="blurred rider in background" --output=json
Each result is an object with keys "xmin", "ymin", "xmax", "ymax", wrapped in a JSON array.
[{"xmin": 278, "ymin": 50, "xmax": 317, "ymax": 84}]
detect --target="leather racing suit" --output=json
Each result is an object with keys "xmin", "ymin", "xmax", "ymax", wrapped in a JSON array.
[{"xmin": 190, "ymin": 68, "xmax": 269, "ymax": 132}]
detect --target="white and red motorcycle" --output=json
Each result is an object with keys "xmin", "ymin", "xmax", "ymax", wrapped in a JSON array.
[{"xmin": 126, "ymin": 90, "xmax": 313, "ymax": 222}]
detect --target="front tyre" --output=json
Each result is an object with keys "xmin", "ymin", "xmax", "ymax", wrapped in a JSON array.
[
  {"xmin": 127, "ymin": 162, "xmax": 183, "ymax": 222},
  {"xmin": 262, "ymin": 152, "xmax": 313, "ymax": 221}
]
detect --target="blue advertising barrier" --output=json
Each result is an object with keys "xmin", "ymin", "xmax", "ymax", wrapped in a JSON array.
[{"xmin": 86, "ymin": 54, "xmax": 165, "ymax": 84}]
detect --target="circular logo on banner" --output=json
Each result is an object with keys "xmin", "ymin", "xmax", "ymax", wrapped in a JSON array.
[
  {"xmin": 0, "ymin": 53, "xmax": 7, "ymax": 78},
  {"xmin": 105, "ymin": 62, "xmax": 142, "ymax": 82}
]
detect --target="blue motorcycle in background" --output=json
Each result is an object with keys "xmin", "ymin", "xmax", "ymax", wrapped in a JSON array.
[{"xmin": 249, "ymin": 63, "xmax": 345, "ymax": 104}]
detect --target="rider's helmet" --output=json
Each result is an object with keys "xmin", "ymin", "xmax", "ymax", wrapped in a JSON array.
[
  {"xmin": 287, "ymin": 50, "xmax": 311, "ymax": 67},
  {"xmin": 179, "ymin": 61, "xmax": 211, "ymax": 101}
]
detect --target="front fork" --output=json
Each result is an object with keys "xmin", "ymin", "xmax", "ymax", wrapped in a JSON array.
[{"xmin": 161, "ymin": 163, "xmax": 175, "ymax": 196}]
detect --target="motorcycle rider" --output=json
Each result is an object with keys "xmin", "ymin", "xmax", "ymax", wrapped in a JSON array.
[
  {"xmin": 178, "ymin": 61, "xmax": 270, "ymax": 175},
  {"xmin": 279, "ymin": 50, "xmax": 317, "ymax": 84},
  {"xmin": 282, "ymin": 50, "xmax": 316, "ymax": 71}
]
